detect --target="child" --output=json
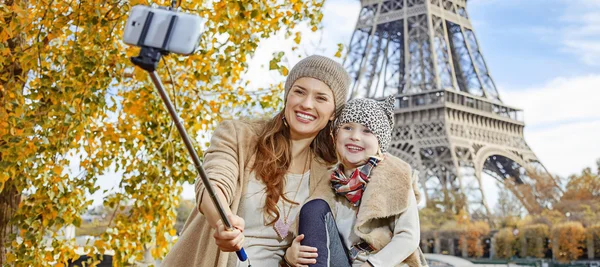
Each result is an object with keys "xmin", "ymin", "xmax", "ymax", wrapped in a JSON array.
[{"xmin": 283, "ymin": 96, "xmax": 427, "ymax": 267}]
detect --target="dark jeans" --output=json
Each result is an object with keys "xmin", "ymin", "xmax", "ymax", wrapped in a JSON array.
[{"xmin": 298, "ymin": 199, "xmax": 352, "ymax": 267}]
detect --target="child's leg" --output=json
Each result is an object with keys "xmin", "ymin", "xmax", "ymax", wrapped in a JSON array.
[{"xmin": 298, "ymin": 199, "xmax": 351, "ymax": 267}]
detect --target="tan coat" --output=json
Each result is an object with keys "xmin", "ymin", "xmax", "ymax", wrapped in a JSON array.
[
  {"xmin": 309, "ymin": 154, "xmax": 428, "ymax": 267},
  {"xmin": 161, "ymin": 120, "xmax": 332, "ymax": 267}
]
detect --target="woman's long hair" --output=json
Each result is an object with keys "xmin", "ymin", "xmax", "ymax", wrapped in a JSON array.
[{"xmin": 253, "ymin": 111, "xmax": 336, "ymax": 225}]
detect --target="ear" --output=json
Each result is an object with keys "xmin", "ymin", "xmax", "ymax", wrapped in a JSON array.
[{"xmin": 377, "ymin": 147, "xmax": 384, "ymax": 158}]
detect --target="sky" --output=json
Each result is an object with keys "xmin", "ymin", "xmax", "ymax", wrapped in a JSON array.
[{"xmin": 93, "ymin": 0, "xmax": 600, "ymax": 211}]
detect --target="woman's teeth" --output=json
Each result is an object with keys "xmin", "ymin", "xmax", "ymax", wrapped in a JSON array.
[{"xmin": 296, "ymin": 113, "xmax": 315, "ymax": 121}]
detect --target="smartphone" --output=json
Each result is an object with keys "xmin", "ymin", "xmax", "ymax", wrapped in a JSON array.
[{"xmin": 123, "ymin": 5, "xmax": 206, "ymax": 55}]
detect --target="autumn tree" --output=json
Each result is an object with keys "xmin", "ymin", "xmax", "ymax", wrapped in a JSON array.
[
  {"xmin": 0, "ymin": 0, "xmax": 326, "ymax": 265},
  {"xmin": 517, "ymin": 224, "xmax": 549, "ymax": 258},
  {"xmin": 554, "ymin": 160, "xmax": 600, "ymax": 226},
  {"xmin": 494, "ymin": 182, "xmax": 524, "ymax": 227},
  {"xmin": 493, "ymin": 228, "xmax": 516, "ymax": 259},
  {"xmin": 552, "ymin": 222, "xmax": 586, "ymax": 263},
  {"xmin": 174, "ymin": 198, "xmax": 194, "ymax": 234}
]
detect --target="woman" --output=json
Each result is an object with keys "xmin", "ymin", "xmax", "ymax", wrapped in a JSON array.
[{"xmin": 161, "ymin": 55, "xmax": 350, "ymax": 267}]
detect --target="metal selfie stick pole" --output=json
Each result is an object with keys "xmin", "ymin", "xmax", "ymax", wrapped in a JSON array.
[
  {"xmin": 130, "ymin": 48, "xmax": 249, "ymax": 264},
  {"xmin": 128, "ymin": 5, "xmax": 249, "ymax": 264}
]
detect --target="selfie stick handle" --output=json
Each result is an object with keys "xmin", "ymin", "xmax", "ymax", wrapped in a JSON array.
[{"xmin": 130, "ymin": 47, "xmax": 248, "ymax": 263}]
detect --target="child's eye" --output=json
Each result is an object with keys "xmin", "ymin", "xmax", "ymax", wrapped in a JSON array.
[
  {"xmin": 294, "ymin": 89, "xmax": 305, "ymax": 95},
  {"xmin": 342, "ymin": 125, "xmax": 352, "ymax": 131},
  {"xmin": 363, "ymin": 128, "xmax": 372, "ymax": 134},
  {"xmin": 317, "ymin": 96, "xmax": 328, "ymax": 102}
]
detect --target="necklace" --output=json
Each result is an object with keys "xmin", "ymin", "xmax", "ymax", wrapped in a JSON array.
[{"xmin": 273, "ymin": 151, "xmax": 310, "ymax": 240}]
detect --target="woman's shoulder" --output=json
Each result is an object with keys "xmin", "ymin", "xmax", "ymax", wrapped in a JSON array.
[{"xmin": 215, "ymin": 119, "xmax": 268, "ymax": 136}]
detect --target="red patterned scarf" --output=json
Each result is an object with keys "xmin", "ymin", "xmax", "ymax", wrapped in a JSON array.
[{"xmin": 330, "ymin": 157, "xmax": 381, "ymax": 206}]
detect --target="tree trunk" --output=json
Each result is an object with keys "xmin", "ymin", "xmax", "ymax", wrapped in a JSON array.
[
  {"xmin": 448, "ymin": 238, "xmax": 455, "ymax": 255},
  {"xmin": 588, "ymin": 234, "xmax": 594, "ymax": 260},
  {"xmin": 1, "ymin": 0, "xmax": 25, "ymax": 263},
  {"xmin": 521, "ymin": 236, "xmax": 528, "ymax": 258},
  {"xmin": 489, "ymin": 237, "xmax": 495, "ymax": 259},
  {"xmin": 460, "ymin": 237, "xmax": 468, "ymax": 258},
  {"xmin": 0, "ymin": 181, "xmax": 21, "ymax": 265}
]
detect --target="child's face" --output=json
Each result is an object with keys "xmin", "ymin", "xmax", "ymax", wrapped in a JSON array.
[{"xmin": 336, "ymin": 122, "xmax": 379, "ymax": 170}]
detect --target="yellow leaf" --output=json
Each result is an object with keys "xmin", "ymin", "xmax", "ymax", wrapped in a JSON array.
[
  {"xmin": 294, "ymin": 32, "xmax": 301, "ymax": 44},
  {"xmin": 6, "ymin": 252, "xmax": 16, "ymax": 262},
  {"xmin": 53, "ymin": 166, "xmax": 63, "ymax": 175},
  {"xmin": 210, "ymin": 100, "xmax": 219, "ymax": 112},
  {"xmin": 169, "ymin": 229, "xmax": 176, "ymax": 236},
  {"xmin": 293, "ymin": 3, "xmax": 302, "ymax": 12}
]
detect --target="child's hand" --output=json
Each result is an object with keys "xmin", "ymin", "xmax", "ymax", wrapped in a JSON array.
[{"xmin": 284, "ymin": 234, "xmax": 318, "ymax": 267}]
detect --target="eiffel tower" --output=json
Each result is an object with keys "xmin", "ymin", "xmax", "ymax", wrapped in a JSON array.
[{"xmin": 343, "ymin": 0, "xmax": 561, "ymax": 219}]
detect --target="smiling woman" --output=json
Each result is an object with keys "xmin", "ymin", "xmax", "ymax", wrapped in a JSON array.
[
  {"xmin": 284, "ymin": 78, "xmax": 336, "ymax": 140},
  {"xmin": 161, "ymin": 55, "xmax": 350, "ymax": 267}
]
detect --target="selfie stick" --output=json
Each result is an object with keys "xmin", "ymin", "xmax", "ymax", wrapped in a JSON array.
[{"xmin": 128, "ymin": 7, "xmax": 249, "ymax": 264}]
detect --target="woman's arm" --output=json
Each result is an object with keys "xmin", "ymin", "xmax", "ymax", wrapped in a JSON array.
[
  {"xmin": 199, "ymin": 188, "xmax": 234, "ymax": 228},
  {"xmin": 365, "ymin": 189, "xmax": 420, "ymax": 266},
  {"xmin": 195, "ymin": 120, "xmax": 242, "ymax": 217},
  {"xmin": 194, "ymin": 120, "xmax": 247, "ymax": 251}
]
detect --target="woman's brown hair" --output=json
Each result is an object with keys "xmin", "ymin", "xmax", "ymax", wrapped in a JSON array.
[{"xmin": 252, "ymin": 111, "xmax": 337, "ymax": 225}]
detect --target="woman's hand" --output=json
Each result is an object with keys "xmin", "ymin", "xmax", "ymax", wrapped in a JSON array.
[
  {"xmin": 213, "ymin": 214, "xmax": 246, "ymax": 252},
  {"xmin": 284, "ymin": 234, "xmax": 318, "ymax": 267}
]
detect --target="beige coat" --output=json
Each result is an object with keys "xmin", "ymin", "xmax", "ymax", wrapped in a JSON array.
[
  {"xmin": 309, "ymin": 154, "xmax": 428, "ymax": 267},
  {"xmin": 161, "ymin": 120, "xmax": 332, "ymax": 267}
]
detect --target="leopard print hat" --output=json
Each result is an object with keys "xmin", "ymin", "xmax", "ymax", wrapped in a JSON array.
[{"xmin": 334, "ymin": 96, "xmax": 395, "ymax": 152}]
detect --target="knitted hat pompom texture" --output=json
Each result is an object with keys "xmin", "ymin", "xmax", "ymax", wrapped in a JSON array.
[
  {"xmin": 335, "ymin": 96, "xmax": 396, "ymax": 153},
  {"xmin": 284, "ymin": 55, "xmax": 350, "ymax": 112}
]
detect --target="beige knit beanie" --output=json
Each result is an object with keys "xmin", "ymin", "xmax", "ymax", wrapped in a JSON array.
[{"xmin": 284, "ymin": 55, "xmax": 350, "ymax": 112}]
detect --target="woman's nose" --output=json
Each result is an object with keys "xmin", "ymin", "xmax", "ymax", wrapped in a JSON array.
[{"xmin": 299, "ymin": 96, "xmax": 314, "ymax": 109}]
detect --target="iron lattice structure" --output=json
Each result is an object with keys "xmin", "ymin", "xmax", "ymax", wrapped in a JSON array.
[{"xmin": 344, "ymin": 0, "xmax": 561, "ymax": 219}]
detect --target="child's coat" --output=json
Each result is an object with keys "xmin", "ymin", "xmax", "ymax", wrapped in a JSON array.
[{"xmin": 309, "ymin": 153, "xmax": 428, "ymax": 267}]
